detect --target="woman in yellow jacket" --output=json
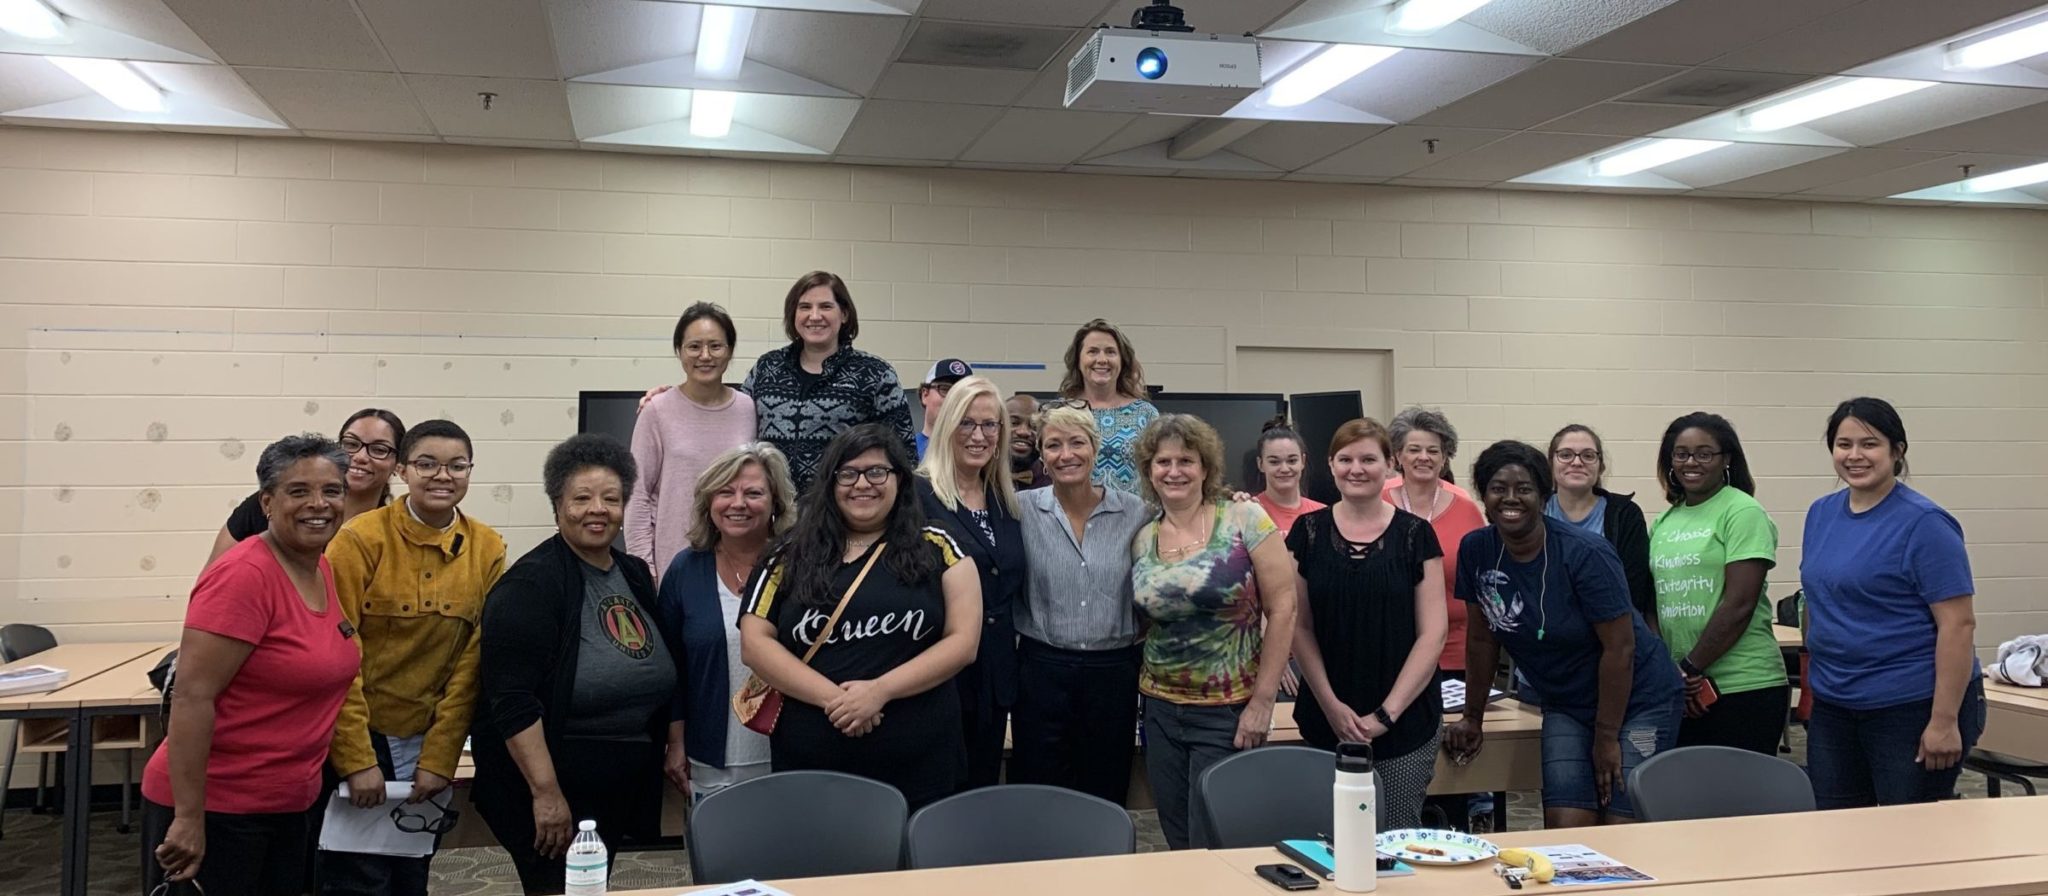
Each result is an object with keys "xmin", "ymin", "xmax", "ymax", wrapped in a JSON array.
[{"xmin": 321, "ymin": 419, "xmax": 506, "ymax": 896}]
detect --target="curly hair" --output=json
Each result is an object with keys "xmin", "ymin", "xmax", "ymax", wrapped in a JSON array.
[
  {"xmin": 1135, "ymin": 414, "xmax": 1228, "ymax": 505},
  {"xmin": 775, "ymin": 424, "xmax": 939, "ymax": 608},
  {"xmin": 256, "ymin": 434, "xmax": 350, "ymax": 493},
  {"xmin": 1471, "ymin": 440, "xmax": 1553, "ymax": 500},
  {"xmin": 1388, "ymin": 405, "xmax": 1459, "ymax": 462},
  {"xmin": 543, "ymin": 433, "xmax": 638, "ymax": 510}
]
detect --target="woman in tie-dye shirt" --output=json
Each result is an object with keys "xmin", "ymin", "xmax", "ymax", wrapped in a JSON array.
[
  {"xmin": 1130, "ymin": 414, "xmax": 1298, "ymax": 850},
  {"xmin": 1059, "ymin": 319, "xmax": 1158, "ymax": 493}
]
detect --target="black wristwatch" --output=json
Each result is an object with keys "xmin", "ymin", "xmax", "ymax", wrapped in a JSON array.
[
  {"xmin": 1679, "ymin": 657, "xmax": 1707, "ymax": 679},
  {"xmin": 1373, "ymin": 706, "xmax": 1396, "ymax": 728}
]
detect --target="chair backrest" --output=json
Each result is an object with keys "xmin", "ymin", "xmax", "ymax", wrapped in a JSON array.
[
  {"xmin": 906, "ymin": 784, "xmax": 1134, "ymax": 869},
  {"xmin": 1628, "ymin": 745, "xmax": 1815, "ymax": 822},
  {"xmin": 1774, "ymin": 591, "xmax": 1802, "ymax": 628},
  {"xmin": 687, "ymin": 771, "xmax": 908, "ymax": 884},
  {"xmin": 1197, "ymin": 745, "xmax": 1335, "ymax": 849},
  {"xmin": 0, "ymin": 624, "xmax": 57, "ymax": 663}
]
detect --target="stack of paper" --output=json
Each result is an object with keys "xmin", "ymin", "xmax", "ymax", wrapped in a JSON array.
[{"xmin": 0, "ymin": 664, "xmax": 68, "ymax": 696}]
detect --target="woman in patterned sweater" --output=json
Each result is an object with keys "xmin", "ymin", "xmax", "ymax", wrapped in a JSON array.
[
  {"xmin": 1058, "ymin": 319, "xmax": 1158, "ymax": 495},
  {"xmin": 741, "ymin": 271, "xmax": 916, "ymax": 493}
]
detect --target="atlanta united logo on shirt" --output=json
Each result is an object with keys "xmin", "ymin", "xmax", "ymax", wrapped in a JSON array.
[{"xmin": 598, "ymin": 594, "xmax": 654, "ymax": 659}]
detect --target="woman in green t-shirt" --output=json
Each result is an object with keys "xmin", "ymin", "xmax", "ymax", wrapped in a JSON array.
[{"xmin": 1649, "ymin": 412, "xmax": 1788, "ymax": 755}]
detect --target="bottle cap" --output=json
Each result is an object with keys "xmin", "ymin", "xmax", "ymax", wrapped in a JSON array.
[
  {"xmin": 579, "ymin": 820, "xmax": 597, "ymax": 831},
  {"xmin": 1335, "ymin": 740, "xmax": 1374, "ymax": 773}
]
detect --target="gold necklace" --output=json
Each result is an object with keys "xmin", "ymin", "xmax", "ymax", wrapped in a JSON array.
[{"xmin": 1158, "ymin": 508, "xmax": 1212, "ymax": 560}]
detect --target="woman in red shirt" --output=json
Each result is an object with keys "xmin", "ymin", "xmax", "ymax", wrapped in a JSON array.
[{"xmin": 143, "ymin": 435, "xmax": 363, "ymax": 893}]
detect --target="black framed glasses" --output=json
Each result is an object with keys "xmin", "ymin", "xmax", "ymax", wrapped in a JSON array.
[
  {"xmin": 833, "ymin": 465, "xmax": 896, "ymax": 486},
  {"xmin": 1670, "ymin": 449, "xmax": 1722, "ymax": 464},
  {"xmin": 956, "ymin": 419, "xmax": 1001, "ymax": 437},
  {"xmin": 391, "ymin": 798, "xmax": 460, "ymax": 835},
  {"xmin": 406, "ymin": 458, "xmax": 474, "ymax": 478},
  {"xmin": 340, "ymin": 437, "xmax": 397, "ymax": 461},
  {"xmin": 1553, "ymin": 449, "xmax": 1601, "ymax": 465}
]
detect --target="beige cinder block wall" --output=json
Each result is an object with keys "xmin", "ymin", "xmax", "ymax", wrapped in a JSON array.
[{"xmin": 2, "ymin": 128, "xmax": 2044, "ymax": 663}]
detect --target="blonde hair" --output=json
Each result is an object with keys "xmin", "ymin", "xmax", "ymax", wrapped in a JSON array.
[
  {"xmin": 1135, "ymin": 414, "xmax": 1227, "ymax": 506},
  {"xmin": 917, "ymin": 376, "xmax": 1020, "ymax": 516},
  {"xmin": 686, "ymin": 442, "xmax": 798, "ymax": 551},
  {"xmin": 1034, "ymin": 403, "xmax": 1100, "ymax": 451}
]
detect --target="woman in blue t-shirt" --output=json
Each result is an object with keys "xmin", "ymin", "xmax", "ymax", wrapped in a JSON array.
[
  {"xmin": 1801, "ymin": 397, "xmax": 1985, "ymax": 809},
  {"xmin": 1443, "ymin": 441, "xmax": 1683, "ymax": 828}
]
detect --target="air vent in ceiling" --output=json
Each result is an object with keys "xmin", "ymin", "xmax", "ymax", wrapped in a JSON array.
[
  {"xmin": 897, "ymin": 20, "xmax": 1076, "ymax": 71},
  {"xmin": 1619, "ymin": 69, "xmax": 1810, "ymax": 108}
]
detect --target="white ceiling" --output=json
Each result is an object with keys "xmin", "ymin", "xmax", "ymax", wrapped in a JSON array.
[{"xmin": 6, "ymin": 0, "xmax": 2048, "ymax": 203}]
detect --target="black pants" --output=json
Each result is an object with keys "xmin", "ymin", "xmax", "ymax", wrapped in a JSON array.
[
  {"xmin": 474, "ymin": 738, "xmax": 663, "ymax": 896},
  {"xmin": 321, "ymin": 731, "xmax": 432, "ymax": 896},
  {"xmin": 1678, "ymin": 683, "xmax": 1791, "ymax": 756},
  {"xmin": 142, "ymin": 798, "xmax": 310, "ymax": 896},
  {"xmin": 1007, "ymin": 639, "xmax": 1141, "ymax": 806},
  {"xmin": 958, "ymin": 657, "xmax": 1012, "ymax": 790}
]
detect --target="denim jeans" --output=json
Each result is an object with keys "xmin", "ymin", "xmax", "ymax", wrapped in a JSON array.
[
  {"xmin": 1807, "ymin": 676, "xmax": 1987, "ymax": 809},
  {"xmin": 1540, "ymin": 694, "xmax": 1682, "ymax": 818},
  {"xmin": 1142, "ymin": 696, "xmax": 1243, "ymax": 850}
]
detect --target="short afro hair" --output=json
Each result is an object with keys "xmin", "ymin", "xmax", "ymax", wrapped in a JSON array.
[
  {"xmin": 542, "ymin": 433, "xmax": 637, "ymax": 510},
  {"xmin": 1471, "ymin": 440, "xmax": 1553, "ymax": 500}
]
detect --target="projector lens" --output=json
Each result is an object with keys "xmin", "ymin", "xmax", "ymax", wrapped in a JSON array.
[{"xmin": 1136, "ymin": 47, "xmax": 1167, "ymax": 79}]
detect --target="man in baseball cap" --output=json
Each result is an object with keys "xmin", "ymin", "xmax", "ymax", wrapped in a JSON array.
[{"xmin": 916, "ymin": 358, "xmax": 973, "ymax": 458}]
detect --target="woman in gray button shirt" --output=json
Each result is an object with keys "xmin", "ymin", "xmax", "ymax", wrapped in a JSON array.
[{"xmin": 1009, "ymin": 402, "xmax": 1153, "ymax": 805}]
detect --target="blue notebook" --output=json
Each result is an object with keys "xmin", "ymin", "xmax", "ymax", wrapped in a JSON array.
[{"xmin": 1276, "ymin": 840, "xmax": 1416, "ymax": 878}]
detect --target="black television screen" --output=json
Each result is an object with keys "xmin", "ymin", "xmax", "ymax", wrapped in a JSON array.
[
  {"xmin": 1287, "ymin": 390, "xmax": 1364, "ymax": 506},
  {"xmin": 1148, "ymin": 393, "xmax": 1287, "ymax": 494}
]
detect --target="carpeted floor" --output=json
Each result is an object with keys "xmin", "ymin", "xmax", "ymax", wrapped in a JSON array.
[{"xmin": 8, "ymin": 725, "xmax": 2038, "ymax": 896}]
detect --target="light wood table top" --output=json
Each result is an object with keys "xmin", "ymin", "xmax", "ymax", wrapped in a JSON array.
[
  {"xmin": 1774, "ymin": 625, "xmax": 1802, "ymax": 648},
  {"xmin": 1979, "ymin": 681, "xmax": 2048, "ymax": 764},
  {"xmin": 629, "ymin": 843, "xmax": 1266, "ymax": 896},
  {"xmin": 0, "ymin": 642, "xmax": 172, "ymax": 712},
  {"xmin": 1211, "ymin": 796, "xmax": 2048, "ymax": 896},
  {"xmin": 1637, "ymin": 857, "xmax": 2048, "ymax": 896},
  {"xmin": 63, "ymin": 645, "xmax": 176, "ymax": 709},
  {"xmin": 1270, "ymin": 697, "xmax": 1543, "ymax": 742},
  {"xmin": 1985, "ymin": 682, "xmax": 2048, "ymax": 715}
]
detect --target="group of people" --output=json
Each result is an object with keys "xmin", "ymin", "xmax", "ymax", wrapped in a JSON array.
[{"xmin": 137, "ymin": 269, "xmax": 1985, "ymax": 895}]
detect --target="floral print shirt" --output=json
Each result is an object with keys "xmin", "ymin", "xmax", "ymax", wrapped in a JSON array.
[{"xmin": 1131, "ymin": 500, "xmax": 1277, "ymax": 705}]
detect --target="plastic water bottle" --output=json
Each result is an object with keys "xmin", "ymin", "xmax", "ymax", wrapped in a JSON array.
[
  {"xmin": 565, "ymin": 819, "xmax": 608, "ymax": 895},
  {"xmin": 1332, "ymin": 741, "xmax": 1377, "ymax": 893}
]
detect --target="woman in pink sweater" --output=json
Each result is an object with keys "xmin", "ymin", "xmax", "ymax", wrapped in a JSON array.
[{"xmin": 628, "ymin": 302, "xmax": 758, "ymax": 582}]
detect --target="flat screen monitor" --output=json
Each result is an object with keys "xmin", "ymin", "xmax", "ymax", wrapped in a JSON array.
[
  {"xmin": 1286, "ymin": 390, "xmax": 1365, "ymax": 506},
  {"xmin": 1147, "ymin": 393, "xmax": 1288, "ymax": 494}
]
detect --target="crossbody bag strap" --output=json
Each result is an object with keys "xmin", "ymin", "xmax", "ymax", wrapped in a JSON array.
[{"xmin": 795, "ymin": 542, "xmax": 885, "ymax": 665}]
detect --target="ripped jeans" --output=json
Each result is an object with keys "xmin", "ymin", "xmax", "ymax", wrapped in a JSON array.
[{"xmin": 1538, "ymin": 694, "xmax": 1683, "ymax": 817}]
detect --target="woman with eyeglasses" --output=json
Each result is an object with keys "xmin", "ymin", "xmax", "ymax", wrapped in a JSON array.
[
  {"xmin": 1647, "ymin": 413, "xmax": 1785, "ymax": 756},
  {"xmin": 1444, "ymin": 441, "xmax": 1682, "ymax": 829},
  {"xmin": 144, "ymin": 436, "xmax": 362, "ymax": 895},
  {"xmin": 1802, "ymin": 397, "xmax": 1984, "ymax": 808},
  {"xmin": 913, "ymin": 376, "xmax": 1026, "ymax": 789},
  {"xmin": 318, "ymin": 419, "xmax": 507, "ymax": 895},
  {"xmin": 740, "ymin": 424, "xmax": 983, "ymax": 809},
  {"xmin": 1059, "ymin": 319, "xmax": 1158, "ymax": 494},
  {"xmin": 474, "ymin": 435, "xmax": 677, "ymax": 895},
  {"xmin": 205, "ymin": 409, "xmax": 406, "ymax": 567},
  {"xmin": 1547, "ymin": 425, "xmax": 1658, "ymax": 633},
  {"xmin": 627, "ymin": 302, "xmax": 757, "ymax": 586}
]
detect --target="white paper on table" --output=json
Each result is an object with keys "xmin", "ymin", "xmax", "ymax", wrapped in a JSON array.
[
  {"xmin": 1525, "ymin": 844, "xmax": 1656, "ymax": 886},
  {"xmin": 683, "ymin": 880, "xmax": 797, "ymax": 896},
  {"xmin": 317, "ymin": 782, "xmax": 438, "ymax": 857}
]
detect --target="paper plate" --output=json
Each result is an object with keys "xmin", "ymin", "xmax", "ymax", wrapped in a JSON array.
[{"xmin": 1374, "ymin": 828, "xmax": 1499, "ymax": 865}]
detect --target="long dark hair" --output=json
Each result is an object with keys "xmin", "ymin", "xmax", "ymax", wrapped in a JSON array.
[
  {"xmin": 1827, "ymin": 396, "xmax": 1910, "ymax": 478},
  {"xmin": 776, "ymin": 424, "xmax": 938, "ymax": 608},
  {"xmin": 339, "ymin": 408, "xmax": 405, "ymax": 504},
  {"xmin": 1656, "ymin": 411, "xmax": 1757, "ymax": 505}
]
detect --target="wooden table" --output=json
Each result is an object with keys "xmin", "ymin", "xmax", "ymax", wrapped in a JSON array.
[
  {"xmin": 611, "ymin": 796, "xmax": 2048, "ymax": 896},
  {"xmin": 1271, "ymin": 698, "xmax": 1545, "ymax": 797},
  {"xmin": 1980, "ymin": 681, "xmax": 2048, "ymax": 765},
  {"xmin": 0, "ymin": 641, "xmax": 173, "ymax": 896},
  {"xmin": 1774, "ymin": 624, "xmax": 1802, "ymax": 648}
]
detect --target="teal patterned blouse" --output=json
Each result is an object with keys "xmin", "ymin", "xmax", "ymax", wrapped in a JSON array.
[{"xmin": 1092, "ymin": 399, "xmax": 1159, "ymax": 494}]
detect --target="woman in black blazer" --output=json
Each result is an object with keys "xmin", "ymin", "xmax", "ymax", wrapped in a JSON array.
[{"xmin": 914, "ymin": 376, "xmax": 1028, "ymax": 788}]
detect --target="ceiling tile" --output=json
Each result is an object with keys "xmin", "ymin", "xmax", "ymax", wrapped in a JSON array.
[
  {"xmin": 915, "ymin": 0, "xmax": 1114, "ymax": 28},
  {"xmin": 1564, "ymin": 0, "xmax": 1861, "ymax": 65},
  {"xmin": 545, "ymin": 0, "xmax": 688, "ymax": 79},
  {"xmin": 1080, "ymin": 114, "xmax": 1196, "ymax": 159},
  {"xmin": 1616, "ymin": 68, "xmax": 1813, "ymax": 109},
  {"xmin": 356, "ymin": 0, "xmax": 562, "ymax": 79},
  {"xmin": 407, "ymin": 75, "xmax": 575, "ymax": 140},
  {"xmin": 1412, "ymin": 59, "xmax": 1682, "ymax": 130},
  {"xmin": 1534, "ymin": 102, "xmax": 1711, "ymax": 135},
  {"xmin": 1411, "ymin": 131, "xmax": 1620, "ymax": 182},
  {"xmin": 235, "ymin": 68, "xmax": 434, "ymax": 135},
  {"xmin": 1709, "ymin": 0, "xmax": 2048, "ymax": 74},
  {"xmin": 1226, "ymin": 122, "xmax": 1388, "ymax": 171},
  {"xmin": 160, "ymin": 0, "xmax": 391, "ymax": 71},
  {"xmin": 1790, "ymin": 152, "xmax": 2038, "ymax": 199},
  {"xmin": 1301, "ymin": 125, "xmax": 1512, "ymax": 179},
  {"xmin": 1319, "ymin": 47, "xmax": 1541, "ymax": 123},
  {"xmin": 868, "ymin": 63, "xmax": 1036, "ymax": 105},
  {"xmin": 896, "ymin": 20, "xmax": 1074, "ymax": 71},
  {"xmin": 1704, "ymin": 147, "xmax": 1951, "ymax": 194},
  {"xmin": 1461, "ymin": 0, "xmax": 1682, "ymax": 56},
  {"xmin": 747, "ymin": 7, "xmax": 910, "ymax": 93},
  {"xmin": 563, "ymin": 82, "xmax": 692, "ymax": 139},
  {"xmin": 1874, "ymin": 95, "xmax": 2048, "ymax": 154},
  {"xmin": 833, "ymin": 99, "xmax": 1006, "ymax": 160},
  {"xmin": 56, "ymin": 0, "xmax": 222, "ymax": 61},
  {"xmin": 958, "ymin": 107, "xmax": 1133, "ymax": 164}
]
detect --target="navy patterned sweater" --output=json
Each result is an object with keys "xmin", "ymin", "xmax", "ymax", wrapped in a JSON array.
[{"xmin": 741, "ymin": 342, "xmax": 916, "ymax": 493}]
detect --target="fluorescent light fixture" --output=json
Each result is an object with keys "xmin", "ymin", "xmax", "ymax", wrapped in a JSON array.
[
  {"xmin": 48, "ymin": 56, "xmax": 162, "ymax": 112},
  {"xmin": 1959, "ymin": 160, "xmax": 2048, "ymax": 194},
  {"xmin": 1384, "ymin": 0, "xmax": 1496, "ymax": 36},
  {"xmin": 690, "ymin": 89, "xmax": 736, "ymax": 138},
  {"xmin": 1265, "ymin": 43, "xmax": 1401, "ymax": 108},
  {"xmin": 1945, "ymin": 18, "xmax": 2048, "ymax": 71},
  {"xmin": 1736, "ymin": 77, "xmax": 1934, "ymax": 133},
  {"xmin": 694, "ymin": 4, "xmax": 756, "ymax": 81},
  {"xmin": 1589, "ymin": 138, "xmax": 1728, "ymax": 177},
  {"xmin": 0, "ymin": 0, "xmax": 67, "ymax": 42}
]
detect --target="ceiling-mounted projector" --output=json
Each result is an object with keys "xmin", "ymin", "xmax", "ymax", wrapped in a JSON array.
[{"xmin": 1064, "ymin": 3, "xmax": 1261, "ymax": 115}]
